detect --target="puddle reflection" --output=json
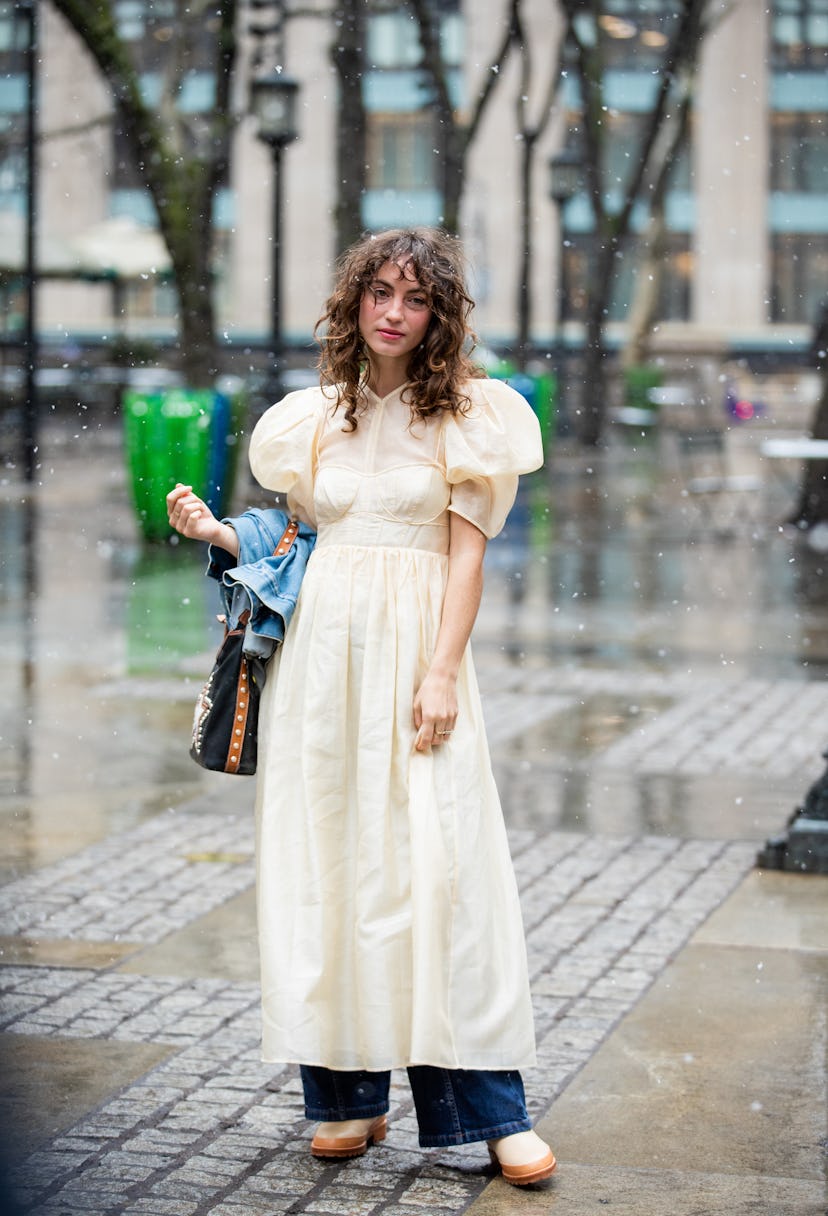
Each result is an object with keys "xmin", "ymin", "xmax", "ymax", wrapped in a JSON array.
[{"xmin": 0, "ymin": 426, "xmax": 824, "ymax": 878}]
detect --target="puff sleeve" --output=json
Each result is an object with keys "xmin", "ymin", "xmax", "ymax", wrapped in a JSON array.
[
  {"xmin": 443, "ymin": 378, "xmax": 544, "ymax": 538},
  {"xmin": 248, "ymin": 388, "xmax": 328, "ymax": 527}
]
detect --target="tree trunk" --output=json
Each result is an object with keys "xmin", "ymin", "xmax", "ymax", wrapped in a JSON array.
[
  {"xmin": 789, "ymin": 371, "xmax": 828, "ymax": 527},
  {"xmin": 515, "ymin": 132, "xmax": 535, "ymax": 370},
  {"xmin": 410, "ymin": 0, "xmax": 516, "ymax": 235},
  {"xmin": 623, "ymin": 92, "xmax": 692, "ymax": 370},
  {"xmin": 50, "ymin": 0, "xmax": 237, "ymax": 389},
  {"xmin": 172, "ymin": 235, "xmax": 219, "ymax": 387},
  {"xmin": 622, "ymin": 211, "xmax": 668, "ymax": 372},
  {"xmin": 577, "ymin": 235, "xmax": 617, "ymax": 445},
  {"xmin": 331, "ymin": 0, "xmax": 366, "ymax": 255},
  {"xmin": 441, "ymin": 122, "xmax": 465, "ymax": 236},
  {"xmin": 560, "ymin": 0, "xmax": 710, "ymax": 445},
  {"xmin": 151, "ymin": 157, "xmax": 219, "ymax": 387}
]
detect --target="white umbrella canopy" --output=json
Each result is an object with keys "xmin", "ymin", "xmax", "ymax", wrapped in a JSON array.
[
  {"xmin": 0, "ymin": 212, "xmax": 172, "ymax": 280},
  {"xmin": 68, "ymin": 216, "xmax": 172, "ymax": 279}
]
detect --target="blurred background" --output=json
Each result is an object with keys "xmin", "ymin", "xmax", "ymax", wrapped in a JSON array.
[
  {"xmin": 1, "ymin": 2, "xmax": 827, "ymax": 814},
  {"xmin": 0, "ymin": 0, "xmax": 826, "ymax": 499}
]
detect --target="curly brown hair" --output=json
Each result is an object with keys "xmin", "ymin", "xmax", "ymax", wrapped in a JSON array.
[{"xmin": 314, "ymin": 227, "xmax": 483, "ymax": 430}]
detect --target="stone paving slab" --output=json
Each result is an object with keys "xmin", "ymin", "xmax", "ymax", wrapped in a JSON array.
[
  {"xmin": 595, "ymin": 676, "xmax": 828, "ymax": 778},
  {"xmin": 1, "ymin": 824, "xmax": 756, "ymax": 1215},
  {"xmin": 0, "ymin": 811, "xmax": 254, "ymax": 945},
  {"xmin": 478, "ymin": 666, "xmax": 828, "ymax": 781},
  {"xmin": 0, "ymin": 650, "xmax": 810, "ymax": 1215},
  {"xmin": 3, "ymin": 430, "xmax": 823, "ymax": 1213}
]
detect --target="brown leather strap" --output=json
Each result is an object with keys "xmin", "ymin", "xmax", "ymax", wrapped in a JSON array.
[
  {"xmin": 274, "ymin": 517, "xmax": 299, "ymax": 556},
  {"xmin": 223, "ymin": 522, "xmax": 299, "ymax": 773},
  {"xmin": 225, "ymin": 636, "xmax": 251, "ymax": 775}
]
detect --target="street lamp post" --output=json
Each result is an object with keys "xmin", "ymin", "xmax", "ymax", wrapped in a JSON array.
[
  {"xmin": 250, "ymin": 72, "xmax": 299, "ymax": 405},
  {"xmin": 548, "ymin": 149, "xmax": 581, "ymax": 436},
  {"xmin": 18, "ymin": 0, "xmax": 38, "ymax": 482}
]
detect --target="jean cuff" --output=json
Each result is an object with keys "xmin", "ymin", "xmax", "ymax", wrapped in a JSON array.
[
  {"xmin": 418, "ymin": 1116, "xmax": 533, "ymax": 1149},
  {"xmin": 304, "ymin": 1101, "xmax": 389, "ymax": 1121}
]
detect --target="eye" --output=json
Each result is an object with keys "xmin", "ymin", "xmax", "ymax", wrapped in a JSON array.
[
  {"xmin": 407, "ymin": 295, "xmax": 429, "ymax": 310},
  {"xmin": 370, "ymin": 285, "xmax": 390, "ymax": 301}
]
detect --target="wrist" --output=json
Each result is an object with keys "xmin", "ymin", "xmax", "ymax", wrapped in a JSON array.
[
  {"xmin": 427, "ymin": 658, "xmax": 459, "ymax": 682},
  {"xmin": 211, "ymin": 522, "xmax": 239, "ymax": 554}
]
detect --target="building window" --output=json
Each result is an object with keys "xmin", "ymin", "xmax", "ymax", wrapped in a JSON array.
[
  {"xmin": 577, "ymin": 2, "xmax": 681, "ymax": 70},
  {"xmin": 367, "ymin": 12, "xmax": 422, "ymax": 69},
  {"xmin": 771, "ymin": 233, "xmax": 828, "ymax": 322},
  {"xmin": 367, "ymin": 112, "xmax": 436, "ymax": 191},
  {"xmin": 109, "ymin": 4, "xmax": 228, "ymax": 195},
  {"xmin": 363, "ymin": 4, "xmax": 460, "ymax": 228},
  {"xmin": 771, "ymin": 111, "xmax": 828, "ymax": 191},
  {"xmin": 563, "ymin": 233, "xmax": 692, "ymax": 323},
  {"xmin": 771, "ymin": 0, "xmax": 828, "ymax": 68},
  {"xmin": 114, "ymin": 0, "xmax": 220, "ymax": 73},
  {"xmin": 367, "ymin": 3, "xmax": 462, "ymax": 69},
  {"xmin": 602, "ymin": 112, "xmax": 692, "ymax": 193}
]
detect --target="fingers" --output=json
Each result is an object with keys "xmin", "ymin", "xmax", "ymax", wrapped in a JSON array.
[
  {"xmin": 166, "ymin": 483, "xmax": 208, "ymax": 537},
  {"xmin": 166, "ymin": 483, "xmax": 192, "ymax": 512},
  {"xmin": 414, "ymin": 717, "xmax": 457, "ymax": 752},
  {"xmin": 412, "ymin": 676, "xmax": 458, "ymax": 752}
]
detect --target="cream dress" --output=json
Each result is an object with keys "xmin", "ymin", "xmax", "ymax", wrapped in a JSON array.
[{"xmin": 248, "ymin": 377, "xmax": 543, "ymax": 1072}]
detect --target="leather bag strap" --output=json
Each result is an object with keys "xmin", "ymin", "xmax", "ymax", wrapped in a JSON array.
[
  {"xmin": 223, "ymin": 519, "xmax": 300, "ymax": 774},
  {"xmin": 225, "ymin": 647, "xmax": 251, "ymax": 775},
  {"xmin": 274, "ymin": 517, "xmax": 299, "ymax": 556}
]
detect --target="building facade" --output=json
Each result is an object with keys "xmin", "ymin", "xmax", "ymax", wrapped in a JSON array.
[{"xmin": 0, "ymin": 0, "xmax": 825, "ymax": 366}]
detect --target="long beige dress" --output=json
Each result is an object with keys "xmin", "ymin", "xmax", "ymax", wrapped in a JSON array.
[{"xmin": 248, "ymin": 377, "xmax": 543, "ymax": 1072}]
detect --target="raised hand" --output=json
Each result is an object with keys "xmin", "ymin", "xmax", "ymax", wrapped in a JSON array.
[{"xmin": 165, "ymin": 484, "xmax": 239, "ymax": 555}]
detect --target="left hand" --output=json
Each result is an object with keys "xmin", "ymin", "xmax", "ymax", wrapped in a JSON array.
[{"xmin": 413, "ymin": 669, "xmax": 458, "ymax": 752}]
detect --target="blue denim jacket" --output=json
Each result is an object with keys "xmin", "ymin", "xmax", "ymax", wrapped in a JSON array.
[{"xmin": 206, "ymin": 508, "xmax": 316, "ymax": 651}]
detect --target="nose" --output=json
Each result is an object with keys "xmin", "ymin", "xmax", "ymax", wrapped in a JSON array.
[{"xmin": 384, "ymin": 293, "xmax": 404, "ymax": 321}]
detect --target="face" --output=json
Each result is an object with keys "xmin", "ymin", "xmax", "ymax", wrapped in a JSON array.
[{"xmin": 358, "ymin": 259, "xmax": 432, "ymax": 365}]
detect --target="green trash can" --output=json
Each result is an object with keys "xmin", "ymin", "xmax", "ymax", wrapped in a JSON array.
[{"xmin": 123, "ymin": 385, "xmax": 245, "ymax": 542}]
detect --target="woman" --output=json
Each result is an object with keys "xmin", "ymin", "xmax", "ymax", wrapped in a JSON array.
[{"xmin": 167, "ymin": 228, "xmax": 555, "ymax": 1185}]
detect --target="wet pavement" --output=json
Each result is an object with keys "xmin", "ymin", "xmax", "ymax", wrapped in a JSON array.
[{"xmin": 0, "ymin": 411, "xmax": 826, "ymax": 1214}]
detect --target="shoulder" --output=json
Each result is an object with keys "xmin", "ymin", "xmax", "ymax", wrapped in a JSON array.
[
  {"xmin": 273, "ymin": 384, "xmax": 337, "ymax": 417},
  {"xmin": 251, "ymin": 385, "xmax": 334, "ymax": 443},
  {"xmin": 462, "ymin": 375, "xmax": 534, "ymax": 416},
  {"xmin": 444, "ymin": 376, "xmax": 543, "ymax": 476}
]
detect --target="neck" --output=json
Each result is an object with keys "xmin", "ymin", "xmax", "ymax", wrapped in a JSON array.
[{"xmin": 366, "ymin": 357, "xmax": 408, "ymax": 400}]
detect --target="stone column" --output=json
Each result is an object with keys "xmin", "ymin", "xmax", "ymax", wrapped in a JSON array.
[{"xmin": 694, "ymin": 1, "xmax": 769, "ymax": 331}]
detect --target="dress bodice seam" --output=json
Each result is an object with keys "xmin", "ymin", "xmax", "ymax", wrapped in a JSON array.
[
  {"xmin": 317, "ymin": 461, "xmax": 445, "ymax": 478},
  {"xmin": 314, "ymin": 542, "xmax": 448, "ymax": 558}
]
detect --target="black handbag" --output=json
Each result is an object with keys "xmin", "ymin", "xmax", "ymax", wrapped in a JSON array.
[{"xmin": 190, "ymin": 519, "xmax": 299, "ymax": 775}]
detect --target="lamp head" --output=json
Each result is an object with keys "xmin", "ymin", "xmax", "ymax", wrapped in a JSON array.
[{"xmin": 251, "ymin": 73, "xmax": 299, "ymax": 147}]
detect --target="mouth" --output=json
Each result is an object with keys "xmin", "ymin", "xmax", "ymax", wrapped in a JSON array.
[{"xmin": 377, "ymin": 328, "xmax": 405, "ymax": 339}]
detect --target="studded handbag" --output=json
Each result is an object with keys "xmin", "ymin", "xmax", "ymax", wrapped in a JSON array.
[{"xmin": 190, "ymin": 519, "xmax": 299, "ymax": 775}]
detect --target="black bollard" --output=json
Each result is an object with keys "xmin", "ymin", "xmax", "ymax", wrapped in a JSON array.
[{"xmin": 757, "ymin": 749, "xmax": 828, "ymax": 874}]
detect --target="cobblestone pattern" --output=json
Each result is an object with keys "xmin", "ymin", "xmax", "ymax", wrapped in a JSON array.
[
  {"xmin": 478, "ymin": 665, "xmax": 828, "ymax": 780},
  {"xmin": 593, "ymin": 677, "xmax": 828, "ymax": 778},
  {"xmin": 3, "ymin": 829, "xmax": 756, "ymax": 1216},
  {"xmin": 0, "ymin": 810, "xmax": 254, "ymax": 944},
  {"xmin": 0, "ymin": 659, "xmax": 769, "ymax": 1214},
  {"xmin": 0, "ymin": 970, "xmax": 261, "ymax": 1044},
  {"xmin": 0, "ymin": 665, "xmax": 794, "ymax": 961}
]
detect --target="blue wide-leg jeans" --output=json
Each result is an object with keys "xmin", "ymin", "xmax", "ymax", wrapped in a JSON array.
[{"xmin": 300, "ymin": 1064, "xmax": 532, "ymax": 1148}]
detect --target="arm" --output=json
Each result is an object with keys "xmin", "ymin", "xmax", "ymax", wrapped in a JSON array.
[
  {"xmin": 165, "ymin": 483, "xmax": 240, "ymax": 557},
  {"xmin": 413, "ymin": 511, "xmax": 486, "ymax": 752}
]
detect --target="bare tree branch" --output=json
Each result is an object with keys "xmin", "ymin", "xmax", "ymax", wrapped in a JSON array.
[
  {"xmin": 408, "ymin": 0, "xmax": 518, "ymax": 230},
  {"xmin": 49, "ymin": 0, "xmax": 238, "ymax": 384},
  {"xmin": 511, "ymin": 0, "xmax": 566, "ymax": 363}
]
